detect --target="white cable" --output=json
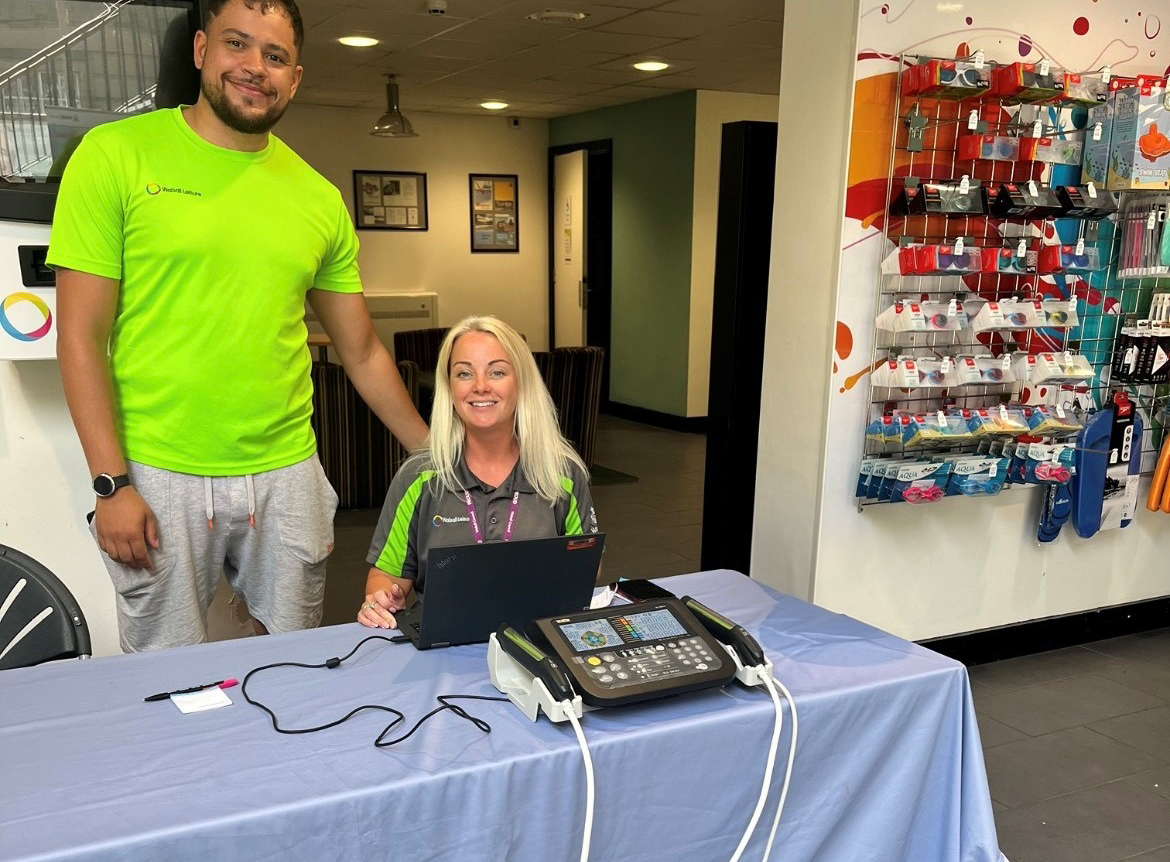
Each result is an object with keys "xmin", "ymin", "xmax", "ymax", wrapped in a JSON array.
[
  {"xmin": 761, "ymin": 675, "xmax": 799, "ymax": 862},
  {"xmin": 727, "ymin": 672, "xmax": 784, "ymax": 862},
  {"xmin": 565, "ymin": 705, "xmax": 594, "ymax": 862}
]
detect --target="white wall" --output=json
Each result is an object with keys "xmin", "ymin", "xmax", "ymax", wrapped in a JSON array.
[
  {"xmin": 687, "ymin": 90, "xmax": 779, "ymax": 418},
  {"xmin": 755, "ymin": 0, "xmax": 1170, "ymax": 642},
  {"xmin": 278, "ymin": 105, "xmax": 552, "ymax": 348},
  {"xmin": 0, "ymin": 358, "xmax": 119, "ymax": 657},
  {"xmin": 752, "ymin": 1, "xmax": 856, "ymax": 604}
]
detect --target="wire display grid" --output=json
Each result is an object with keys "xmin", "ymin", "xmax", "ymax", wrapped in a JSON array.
[{"xmin": 859, "ymin": 53, "xmax": 1130, "ymax": 508}]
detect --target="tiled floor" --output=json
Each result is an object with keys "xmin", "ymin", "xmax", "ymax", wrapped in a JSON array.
[
  {"xmin": 321, "ymin": 414, "xmax": 706, "ymax": 625},
  {"xmin": 971, "ymin": 631, "xmax": 1170, "ymax": 862}
]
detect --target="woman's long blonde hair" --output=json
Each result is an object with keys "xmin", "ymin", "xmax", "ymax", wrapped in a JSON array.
[{"xmin": 427, "ymin": 316, "xmax": 586, "ymax": 503}]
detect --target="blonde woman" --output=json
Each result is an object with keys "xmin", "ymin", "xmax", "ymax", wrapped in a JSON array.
[{"xmin": 358, "ymin": 316, "xmax": 599, "ymax": 628}]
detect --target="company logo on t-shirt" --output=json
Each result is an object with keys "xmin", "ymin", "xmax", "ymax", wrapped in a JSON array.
[
  {"xmin": 145, "ymin": 182, "xmax": 202, "ymax": 197},
  {"xmin": 432, "ymin": 514, "xmax": 470, "ymax": 527}
]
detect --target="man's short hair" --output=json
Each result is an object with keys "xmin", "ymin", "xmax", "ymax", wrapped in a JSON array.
[{"xmin": 205, "ymin": 0, "xmax": 305, "ymax": 55}]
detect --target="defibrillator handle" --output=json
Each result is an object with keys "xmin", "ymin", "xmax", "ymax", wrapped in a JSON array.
[
  {"xmin": 494, "ymin": 624, "xmax": 576, "ymax": 702},
  {"xmin": 682, "ymin": 596, "xmax": 767, "ymax": 668}
]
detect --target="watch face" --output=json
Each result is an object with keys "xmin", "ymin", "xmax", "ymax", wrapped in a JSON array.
[{"xmin": 94, "ymin": 474, "xmax": 115, "ymax": 497}]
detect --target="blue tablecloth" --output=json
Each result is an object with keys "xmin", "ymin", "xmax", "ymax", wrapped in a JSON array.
[{"xmin": 0, "ymin": 570, "xmax": 1005, "ymax": 862}]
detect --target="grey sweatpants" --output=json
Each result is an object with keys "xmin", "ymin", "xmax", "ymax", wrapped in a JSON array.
[{"xmin": 91, "ymin": 455, "xmax": 338, "ymax": 652}]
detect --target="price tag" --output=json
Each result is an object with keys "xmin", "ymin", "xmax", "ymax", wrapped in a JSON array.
[
  {"xmin": 1017, "ymin": 239, "xmax": 1027, "ymax": 258},
  {"xmin": 1032, "ymin": 120, "xmax": 1042, "ymax": 138},
  {"xmin": 1102, "ymin": 65, "xmax": 1111, "ymax": 84},
  {"xmin": 1028, "ymin": 179, "xmax": 1039, "ymax": 197},
  {"xmin": 1063, "ymin": 350, "xmax": 1073, "ymax": 367},
  {"xmin": 1092, "ymin": 123, "xmax": 1103, "ymax": 142},
  {"xmin": 1038, "ymin": 59, "xmax": 1050, "ymax": 76},
  {"xmin": 1052, "ymin": 444, "xmax": 1067, "ymax": 461},
  {"xmin": 937, "ymin": 410, "xmax": 947, "ymax": 427},
  {"xmin": 999, "ymin": 404, "xmax": 1010, "ymax": 422},
  {"xmin": 1002, "ymin": 355, "xmax": 1012, "ymax": 371},
  {"xmin": 941, "ymin": 356, "xmax": 952, "ymax": 373},
  {"xmin": 973, "ymin": 50, "xmax": 985, "ymax": 69},
  {"xmin": 1087, "ymin": 180, "xmax": 1098, "ymax": 197},
  {"xmin": 959, "ymin": 174, "xmax": 970, "ymax": 194},
  {"xmin": 967, "ymin": 109, "xmax": 979, "ymax": 130},
  {"xmin": 947, "ymin": 298, "xmax": 958, "ymax": 317},
  {"xmin": 1148, "ymin": 211, "xmax": 1157, "ymax": 230},
  {"xmin": 902, "ymin": 360, "xmax": 918, "ymax": 387},
  {"xmin": 988, "ymin": 461, "xmax": 997, "ymax": 478},
  {"xmin": 954, "ymin": 237, "xmax": 965, "ymax": 255},
  {"xmin": 1069, "ymin": 296, "xmax": 1077, "ymax": 312},
  {"xmin": 1056, "ymin": 403, "xmax": 1067, "ymax": 419},
  {"xmin": 1076, "ymin": 238, "xmax": 1085, "ymax": 255}
]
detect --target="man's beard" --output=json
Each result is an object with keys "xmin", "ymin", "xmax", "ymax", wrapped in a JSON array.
[{"xmin": 201, "ymin": 76, "xmax": 287, "ymax": 135}]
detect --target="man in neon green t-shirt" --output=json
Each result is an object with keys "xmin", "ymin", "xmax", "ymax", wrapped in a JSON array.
[{"xmin": 47, "ymin": 0, "xmax": 428, "ymax": 652}]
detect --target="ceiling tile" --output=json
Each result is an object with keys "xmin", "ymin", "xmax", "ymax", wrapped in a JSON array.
[
  {"xmin": 437, "ymin": 18, "xmax": 573, "ymax": 45},
  {"xmin": 480, "ymin": 1, "xmax": 639, "ymax": 28},
  {"xmin": 705, "ymin": 19, "xmax": 783, "ymax": 45},
  {"xmin": 596, "ymin": 10, "xmax": 729, "ymax": 38},
  {"xmin": 656, "ymin": 0, "xmax": 777, "ymax": 17},
  {"xmin": 558, "ymin": 29, "xmax": 679, "ymax": 55},
  {"xmin": 653, "ymin": 38, "xmax": 772, "ymax": 62},
  {"xmin": 397, "ymin": 38, "xmax": 506, "ymax": 60}
]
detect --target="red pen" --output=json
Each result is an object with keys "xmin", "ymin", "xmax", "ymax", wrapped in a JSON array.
[{"xmin": 144, "ymin": 678, "xmax": 238, "ymax": 702}]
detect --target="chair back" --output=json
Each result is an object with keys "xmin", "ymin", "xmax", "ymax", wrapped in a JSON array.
[
  {"xmin": 393, "ymin": 327, "xmax": 448, "ymax": 370},
  {"xmin": 0, "ymin": 545, "xmax": 91, "ymax": 670},
  {"xmin": 535, "ymin": 346, "xmax": 606, "ymax": 468}
]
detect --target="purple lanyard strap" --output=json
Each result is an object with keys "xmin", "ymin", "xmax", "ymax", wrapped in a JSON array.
[{"xmin": 463, "ymin": 490, "xmax": 520, "ymax": 543}]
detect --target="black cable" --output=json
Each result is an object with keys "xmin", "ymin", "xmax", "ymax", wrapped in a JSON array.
[{"xmin": 240, "ymin": 635, "xmax": 509, "ymax": 747}]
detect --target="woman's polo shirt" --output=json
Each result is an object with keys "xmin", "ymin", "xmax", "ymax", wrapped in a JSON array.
[{"xmin": 367, "ymin": 454, "xmax": 598, "ymax": 592}]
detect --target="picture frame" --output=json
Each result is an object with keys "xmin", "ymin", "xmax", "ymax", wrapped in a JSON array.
[
  {"xmin": 469, "ymin": 174, "xmax": 519, "ymax": 252},
  {"xmin": 353, "ymin": 170, "xmax": 428, "ymax": 231}
]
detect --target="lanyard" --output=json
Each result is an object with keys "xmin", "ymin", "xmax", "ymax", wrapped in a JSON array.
[{"xmin": 463, "ymin": 490, "xmax": 520, "ymax": 544}]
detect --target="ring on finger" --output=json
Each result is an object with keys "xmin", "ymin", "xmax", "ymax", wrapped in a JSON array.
[{"xmin": 365, "ymin": 601, "xmax": 377, "ymax": 610}]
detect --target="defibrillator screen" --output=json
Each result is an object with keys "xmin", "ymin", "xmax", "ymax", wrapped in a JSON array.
[
  {"xmin": 558, "ymin": 618, "xmax": 623, "ymax": 652},
  {"xmin": 621, "ymin": 608, "xmax": 688, "ymax": 641}
]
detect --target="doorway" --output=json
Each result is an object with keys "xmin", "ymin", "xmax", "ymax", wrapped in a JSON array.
[{"xmin": 547, "ymin": 139, "xmax": 613, "ymax": 405}]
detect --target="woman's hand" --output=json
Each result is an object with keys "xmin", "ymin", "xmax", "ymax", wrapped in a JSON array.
[{"xmin": 357, "ymin": 581, "xmax": 408, "ymax": 628}]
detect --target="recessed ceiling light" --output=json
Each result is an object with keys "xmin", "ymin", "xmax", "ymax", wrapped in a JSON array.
[
  {"xmin": 338, "ymin": 35, "xmax": 379, "ymax": 47},
  {"xmin": 525, "ymin": 10, "xmax": 588, "ymax": 24},
  {"xmin": 634, "ymin": 60, "xmax": 669, "ymax": 72},
  {"xmin": 481, "ymin": 100, "xmax": 509, "ymax": 110}
]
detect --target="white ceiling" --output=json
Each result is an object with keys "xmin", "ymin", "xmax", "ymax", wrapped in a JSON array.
[{"xmin": 294, "ymin": 0, "xmax": 784, "ymax": 118}]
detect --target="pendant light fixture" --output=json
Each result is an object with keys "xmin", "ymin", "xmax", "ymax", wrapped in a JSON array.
[{"xmin": 371, "ymin": 74, "xmax": 418, "ymax": 138}]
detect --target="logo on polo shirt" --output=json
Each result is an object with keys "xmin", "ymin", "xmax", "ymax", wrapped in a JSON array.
[
  {"xmin": 145, "ymin": 182, "xmax": 202, "ymax": 197},
  {"xmin": 432, "ymin": 514, "xmax": 470, "ymax": 527}
]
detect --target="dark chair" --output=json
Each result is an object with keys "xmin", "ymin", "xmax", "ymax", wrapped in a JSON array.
[
  {"xmin": 310, "ymin": 358, "xmax": 420, "ymax": 509},
  {"xmin": 0, "ymin": 544, "xmax": 91, "ymax": 670},
  {"xmin": 534, "ymin": 346, "xmax": 606, "ymax": 468},
  {"xmin": 392, "ymin": 327, "xmax": 447, "ymax": 370}
]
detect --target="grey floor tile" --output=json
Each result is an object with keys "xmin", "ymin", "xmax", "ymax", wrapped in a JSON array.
[
  {"xmin": 1122, "ymin": 847, "xmax": 1170, "ymax": 862},
  {"xmin": 1124, "ymin": 767, "xmax": 1170, "ymax": 802},
  {"xmin": 1091, "ymin": 706, "xmax": 1170, "ymax": 759},
  {"xmin": 1085, "ymin": 629, "xmax": 1170, "ymax": 664},
  {"xmin": 1097, "ymin": 661, "xmax": 1170, "ymax": 702},
  {"xmin": 984, "ymin": 726, "xmax": 1164, "ymax": 809},
  {"xmin": 968, "ymin": 647, "xmax": 1131, "ymax": 695},
  {"xmin": 994, "ymin": 779, "xmax": 1170, "ymax": 862},
  {"xmin": 977, "ymin": 675, "xmax": 1164, "ymax": 737},
  {"xmin": 977, "ymin": 712, "xmax": 1030, "ymax": 749}
]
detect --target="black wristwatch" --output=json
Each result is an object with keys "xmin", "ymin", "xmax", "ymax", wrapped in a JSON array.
[{"xmin": 93, "ymin": 473, "xmax": 131, "ymax": 498}]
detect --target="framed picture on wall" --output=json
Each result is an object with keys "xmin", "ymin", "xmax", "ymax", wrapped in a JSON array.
[
  {"xmin": 353, "ymin": 170, "xmax": 428, "ymax": 231},
  {"xmin": 469, "ymin": 174, "xmax": 519, "ymax": 252}
]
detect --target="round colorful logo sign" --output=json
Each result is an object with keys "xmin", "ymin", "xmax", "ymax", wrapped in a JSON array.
[
  {"xmin": 0, "ymin": 292, "xmax": 53, "ymax": 342},
  {"xmin": 146, "ymin": 182, "xmax": 161, "ymax": 195}
]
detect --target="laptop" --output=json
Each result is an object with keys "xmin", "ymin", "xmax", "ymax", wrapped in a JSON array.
[{"xmin": 396, "ymin": 533, "xmax": 606, "ymax": 649}]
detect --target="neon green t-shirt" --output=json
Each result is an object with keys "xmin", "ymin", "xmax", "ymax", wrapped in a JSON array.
[{"xmin": 47, "ymin": 107, "xmax": 362, "ymax": 475}]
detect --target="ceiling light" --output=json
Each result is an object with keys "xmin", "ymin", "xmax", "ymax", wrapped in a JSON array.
[
  {"xmin": 634, "ymin": 60, "xmax": 669, "ymax": 72},
  {"xmin": 338, "ymin": 35, "xmax": 379, "ymax": 47},
  {"xmin": 371, "ymin": 75, "xmax": 418, "ymax": 138},
  {"xmin": 480, "ymin": 100, "xmax": 509, "ymax": 110},
  {"xmin": 525, "ymin": 10, "xmax": 588, "ymax": 24}
]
